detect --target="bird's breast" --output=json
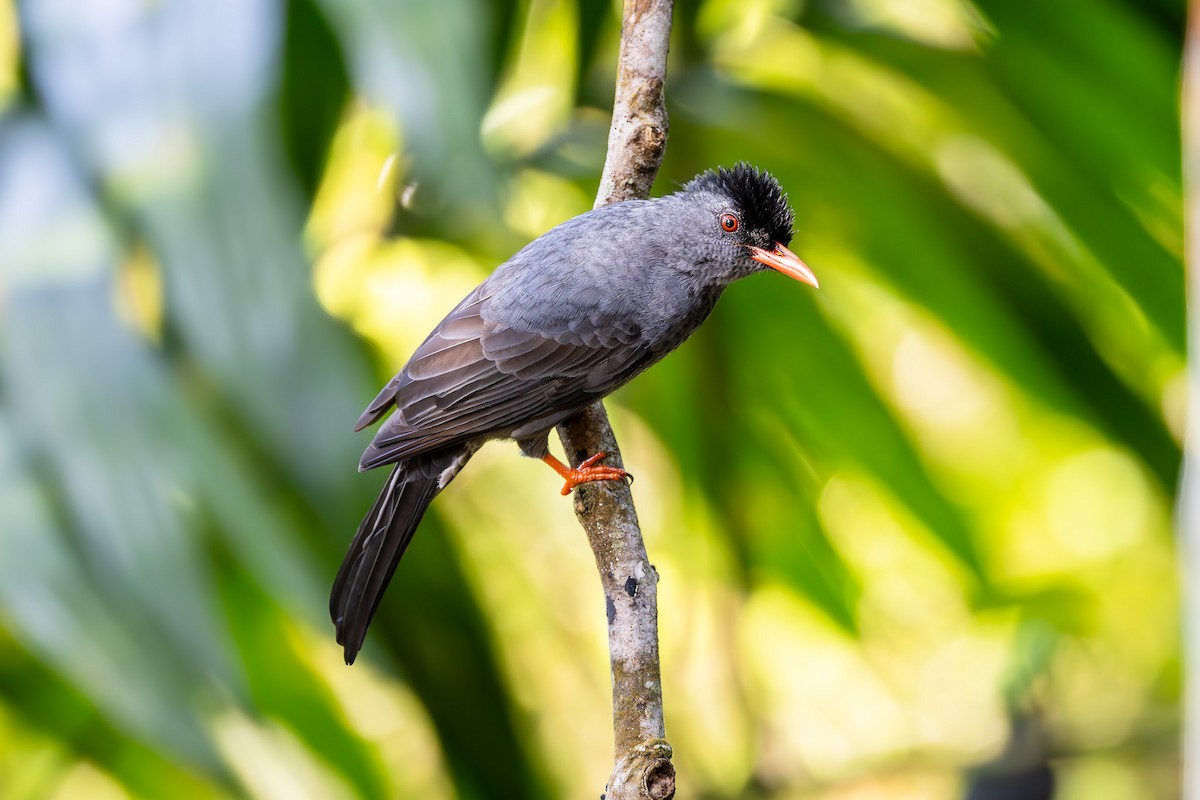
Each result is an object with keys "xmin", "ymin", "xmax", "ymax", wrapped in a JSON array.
[{"xmin": 642, "ymin": 281, "xmax": 725, "ymax": 354}]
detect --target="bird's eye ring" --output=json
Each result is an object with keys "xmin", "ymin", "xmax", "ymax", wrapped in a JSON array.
[{"xmin": 720, "ymin": 213, "xmax": 740, "ymax": 233}]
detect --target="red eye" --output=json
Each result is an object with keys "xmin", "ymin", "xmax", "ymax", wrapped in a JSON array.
[{"xmin": 720, "ymin": 213, "xmax": 739, "ymax": 232}]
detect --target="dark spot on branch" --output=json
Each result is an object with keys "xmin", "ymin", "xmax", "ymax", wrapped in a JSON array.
[
  {"xmin": 625, "ymin": 576, "xmax": 638, "ymax": 597},
  {"xmin": 628, "ymin": 0, "xmax": 652, "ymax": 26},
  {"xmin": 644, "ymin": 759, "xmax": 676, "ymax": 800},
  {"xmin": 628, "ymin": 77, "xmax": 665, "ymax": 115},
  {"xmin": 606, "ymin": 595, "xmax": 616, "ymax": 625}
]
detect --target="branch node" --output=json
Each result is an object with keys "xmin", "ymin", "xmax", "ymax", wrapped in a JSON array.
[
  {"xmin": 643, "ymin": 758, "xmax": 675, "ymax": 800},
  {"xmin": 608, "ymin": 740, "xmax": 675, "ymax": 800}
]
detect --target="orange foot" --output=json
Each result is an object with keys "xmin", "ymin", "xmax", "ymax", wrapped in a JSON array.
[{"xmin": 540, "ymin": 452, "xmax": 633, "ymax": 496}]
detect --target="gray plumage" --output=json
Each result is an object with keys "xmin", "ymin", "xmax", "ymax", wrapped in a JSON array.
[{"xmin": 332, "ymin": 164, "xmax": 810, "ymax": 663}]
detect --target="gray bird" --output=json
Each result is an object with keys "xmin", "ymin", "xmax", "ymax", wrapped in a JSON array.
[{"xmin": 332, "ymin": 164, "xmax": 818, "ymax": 663}]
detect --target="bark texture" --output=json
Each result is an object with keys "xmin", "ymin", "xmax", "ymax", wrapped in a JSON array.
[{"xmin": 553, "ymin": 1, "xmax": 675, "ymax": 798}]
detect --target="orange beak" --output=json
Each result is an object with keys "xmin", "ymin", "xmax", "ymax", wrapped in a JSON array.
[{"xmin": 749, "ymin": 242, "xmax": 819, "ymax": 289}]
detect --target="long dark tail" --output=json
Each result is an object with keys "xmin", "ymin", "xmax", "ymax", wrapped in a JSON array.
[{"xmin": 331, "ymin": 456, "xmax": 447, "ymax": 664}]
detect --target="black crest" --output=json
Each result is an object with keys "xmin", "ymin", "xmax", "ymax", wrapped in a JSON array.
[{"xmin": 685, "ymin": 163, "xmax": 795, "ymax": 246}]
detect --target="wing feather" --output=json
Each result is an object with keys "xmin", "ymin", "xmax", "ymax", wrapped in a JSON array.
[{"xmin": 357, "ymin": 296, "xmax": 651, "ymax": 471}]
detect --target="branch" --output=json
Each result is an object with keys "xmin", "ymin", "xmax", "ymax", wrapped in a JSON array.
[
  {"xmin": 553, "ymin": 2, "xmax": 675, "ymax": 799},
  {"xmin": 594, "ymin": 1, "xmax": 673, "ymax": 209}
]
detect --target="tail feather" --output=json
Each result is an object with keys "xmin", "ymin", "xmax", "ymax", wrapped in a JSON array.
[{"xmin": 331, "ymin": 458, "xmax": 442, "ymax": 664}]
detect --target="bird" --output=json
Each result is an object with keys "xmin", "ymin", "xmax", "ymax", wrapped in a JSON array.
[{"xmin": 331, "ymin": 163, "xmax": 819, "ymax": 664}]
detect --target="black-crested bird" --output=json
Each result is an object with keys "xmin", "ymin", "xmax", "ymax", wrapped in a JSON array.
[{"xmin": 332, "ymin": 164, "xmax": 818, "ymax": 663}]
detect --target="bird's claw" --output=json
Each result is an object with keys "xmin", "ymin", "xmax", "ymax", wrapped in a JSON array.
[{"xmin": 559, "ymin": 452, "xmax": 633, "ymax": 495}]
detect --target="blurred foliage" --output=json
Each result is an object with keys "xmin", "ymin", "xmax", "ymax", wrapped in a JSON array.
[{"xmin": 0, "ymin": 0, "xmax": 1185, "ymax": 798}]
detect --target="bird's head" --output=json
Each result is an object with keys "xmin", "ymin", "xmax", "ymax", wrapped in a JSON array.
[{"xmin": 678, "ymin": 163, "xmax": 818, "ymax": 289}]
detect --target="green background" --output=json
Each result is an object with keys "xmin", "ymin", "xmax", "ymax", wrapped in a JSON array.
[{"xmin": 0, "ymin": 0, "xmax": 1184, "ymax": 797}]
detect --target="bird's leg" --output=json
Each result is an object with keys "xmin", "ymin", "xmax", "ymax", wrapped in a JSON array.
[{"xmin": 540, "ymin": 452, "xmax": 632, "ymax": 496}]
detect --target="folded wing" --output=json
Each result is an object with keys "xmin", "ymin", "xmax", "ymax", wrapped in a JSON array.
[{"xmin": 356, "ymin": 286, "xmax": 651, "ymax": 470}]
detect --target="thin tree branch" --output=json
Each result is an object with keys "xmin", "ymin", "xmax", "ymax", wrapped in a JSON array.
[
  {"xmin": 553, "ymin": 1, "xmax": 675, "ymax": 799},
  {"xmin": 593, "ymin": 1, "xmax": 673, "ymax": 209}
]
